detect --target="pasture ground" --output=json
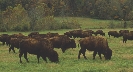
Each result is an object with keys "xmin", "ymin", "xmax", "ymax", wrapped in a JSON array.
[{"xmin": 0, "ymin": 17, "xmax": 133, "ymax": 72}]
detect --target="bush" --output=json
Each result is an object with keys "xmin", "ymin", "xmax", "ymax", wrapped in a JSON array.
[
  {"xmin": 61, "ymin": 20, "xmax": 81, "ymax": 29},
  {"xmin": 12, "ymin": 23, "xmax": 30, "ymax": 31},
  {"xmin": 35, "ymin": 16, "xmax": 81, "ymax": 30}
]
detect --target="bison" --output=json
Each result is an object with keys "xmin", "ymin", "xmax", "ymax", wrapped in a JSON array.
[
  {"xmin": 108, "ymin": 31, "xmax": 121, "ymax": 38},
  {"xmin": 64, "ymin": 32, "xmax": 72, "ymax": 38},
  {"xmin": 69, "ymin": 30, "xmax": 83, "ymax": 39},
  {"xmin": 47, "ymin": 32, "xmax": 59, "ymax": 37},
  {"xmin": 94, "ymin": 30, "xmax": 105, "ymax": 36},
  {"xmin": 19, "ymin": 38, "xmax": 59, "ymax": 63},
  {"xmin": 123, "ymin": 33, "xmax": 133, "ymax": 43},
  {"xmin": 9, "ymin": 36, "xmax": 28, "ymax": 53},
  {"xmin": 68, "ymin": 39, "xmax": 76, "ymax": 49},
  {"xmin": 0, "ymin": 34, "xmax": 9, "ymax": 45},
  {"xmin": 119, "ymin": 30, "xmax": 129, "ymax": 36},
  {"xmin": 49, "ymin": 35, "xmax": 73, "ymax": 53},
  {"xmin": 78, "ymin": 36, "xmax": 112, "ymax": 60},
  {"xmin": 28, "ymin": 32, "xmax": 39, "ymax": 37}
]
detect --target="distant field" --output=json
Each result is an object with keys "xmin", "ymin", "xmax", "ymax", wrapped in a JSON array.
[
  {"xmin": 0, "ymin": 17, "xmax": 133, "ymax": 72},
  {"xmin": 55, "ymin": 17, "xmax": 122, "ymax": 29}
]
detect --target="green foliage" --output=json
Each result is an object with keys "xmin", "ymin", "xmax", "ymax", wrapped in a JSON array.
[
  {"xmin": 61, "ymin": 19, "xmax": 81, "ymax": 29},
  {"xmin": 1, "ymin": 0, "xmax": 133, "ymax": 20},
  {"xmin": 1, "ymin": 4, "xmax": 30, "ymax": 31},
  {"xmin": 108, "ymin": 20, "xmax": 133, "ymax": 28},
  {"xmin": 35, "ymin": 16, "xmax": 61, "ymax": 30}
]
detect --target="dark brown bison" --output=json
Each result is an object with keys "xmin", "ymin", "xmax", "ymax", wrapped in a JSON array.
[
  {"xmin": 31, "ymin": 34, "xmax": 49, "ymax": 38},
  {"xmin": 19, "ymin": 38, "xmax": 59, "ymax": 63},
  {"xmin": 69, "ymin": 30, "xmax": 83, "ymax": 38},
  {"xmin": 9, "ymin": 36, "xmax": 28, "ymax": 53},
  {"xmin": 64, "ymin": 32, "xmax": 72, "ymax": 38},
  {"xmin": 94, "ymin": 30, "xmax": 105, "ymax": 36},
  {"xmin": 108, "ymin": 31, "xmax": 121, "ymax": 38},
  {"xmin": 81, "ymin": 31, "xmax": 92, "ymax": 38},
  {"xmin": 68, "ymin": 39, "xmax": 76, "ymax": 49},
  {"xmin": 119, "ymin": 30, "xmax": 129, "ymax": 36},
  {"xmin": 123, "ymin": 33, "xmax": 133, "ymax": 43},
  {"xmin": 6, "ymin": 33, "xmax": 25, "ymax": 46},
  {"xmin": 0, "ymin": 34, "xmax": 9, "ymax": 45},
  {"xmin": 49, "ymin": 35, "xmax": 72, "ymax": 53},
  {"xmin": 28, "ymin": 32, "xmax": 39, "ymax": 37},
  {"xmin": 47, "ymin": 32, "xmax": 59, "ymax": 37},
  {"xmin": 84, "ymin": 30, "xmax": 94, "ymax": 34},
  {"xmin": 78, "ymin": 36, "xmax": 112, "ymax": 60}
]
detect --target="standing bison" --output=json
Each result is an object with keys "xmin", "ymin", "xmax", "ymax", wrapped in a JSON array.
[
  {"xmin": 94, "ymin": 30, "xmax": 105, "ymax": 36},
  {"xmin": 0, "ymin": 34, "xmax": 9, "ymax": 45},
  {"xmin": 78, "ymin": 36, "xmax": 112, "ymax": 60},
  {"xmin": 19, "ymin": 38, "xmax": 59, "ymax": 63},
  {"xmin": 108, "ymin": 31, "xmax": 121, "ymax": 38},
  {"xmin": 123, "ymin": 33, "xmax": 133, "ymax": 43},
  {"xmin": 28, "ymin": 32, "xmax": 39, "ymax": 37},
  {"xmin": 49, "ymin": 35, "xmax": 73, "ymax": 53}
]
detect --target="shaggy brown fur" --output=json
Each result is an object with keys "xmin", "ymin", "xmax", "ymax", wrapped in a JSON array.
[
  {"xmin": 19, "ymin": 38, "xmax": 59, "ymax": 63},
  {"xmin": 49, "ymin": 35, "xmax": 72, "ymax": 53},
  {"xmin": 78, "ymin": 36, "xmax": 112, "ymax": 60}
]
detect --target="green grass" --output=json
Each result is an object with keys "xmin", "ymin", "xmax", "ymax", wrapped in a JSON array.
[
  {"xmin": 1, "ymin": 17, "xmax": 133, "ymax": 72},
  {"xmin": 55, "ymin": 17, "xmax": 121, "ymax": 29}
]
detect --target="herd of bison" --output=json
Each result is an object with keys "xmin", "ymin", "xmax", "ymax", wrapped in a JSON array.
[{"xmin": 0, "ymin": 29, "xmax": 132, "ymax": 63}]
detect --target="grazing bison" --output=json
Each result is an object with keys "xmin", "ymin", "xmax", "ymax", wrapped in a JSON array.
[
  {"xmin": 6, "ymin": 33, "xmax": 25, "ymax": 46},
  {"xmin": 68, "ymin": 39, "xmax": 76, "ymax": 49},
  {"xmin": 19, "ymin": 38, "xmax": 59, "ymax": 63},
  {"xmin": 94, "ymin": 30, "xmax": 105, "ymax": 36},
  {"xmin": 31, "ymin": 34, "xmax": 49, "ymax": 38},
  {"xmin": 69, "ymin": 30, "xmax": 83, "ymax": 38},
  {"xmin": 84, "ymin": 30, "xmax": 94, "ymax": 34},
  {"xmin": 78, "ymin": 36, "xmax": 112, "ymax": 60},
  {"xmin": 0, "ymin": 34, "xmax": 9, "ymax": 45},
  {"xmin": 64, "ymin": 32, "xmax": 72, "ymax": 38},
  {"xmin": 9, "ymin": 36, "xmax": 28, "ymax": 53},
  {"xmin": 81, "ymin": 31, "xmax": 92, "ymax": 38},
  {"xmin": 28, "ymin": 32, "xmax": 39, "ymax": 37},
  {"xmin": 123, "ymin": 33, "xmax": 133, "ymax": 43},
  {"xmin": 119, "ymin": 30, "xmax": 129, "ymax": 36},
  {"xmin": 49, "ymin": 35, "xmax": 72, "ymax": 53},
  {"xmin": 108, "ymin": 31, "xmax": 121, "ymax": 38},
  {"xmin": 47, "ymin": 32, "xmax": 59, "ymax": 37}
]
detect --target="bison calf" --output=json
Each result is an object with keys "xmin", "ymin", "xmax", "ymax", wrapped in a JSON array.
[{"xmin": 78, "ymin": 36, "xmax": 112, "ymax": 60}]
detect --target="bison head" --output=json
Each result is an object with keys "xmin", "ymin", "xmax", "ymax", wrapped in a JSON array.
[
  {"xmin": 48, "ymin": 50, "xmax": 59, "ymax": 63},
  {"xmin": 104, "ymin": 48, "xmax": 112, "ymax": 60}
]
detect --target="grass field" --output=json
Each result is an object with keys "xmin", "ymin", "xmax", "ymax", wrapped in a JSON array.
[{"xmin": 0, "ymin": 17, "xmax": 133, "ymax": 72}]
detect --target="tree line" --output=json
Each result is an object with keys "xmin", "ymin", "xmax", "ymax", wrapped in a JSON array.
[{"xmin": 0, "ymin": 0, "xmax": 133, "ymax": 31}]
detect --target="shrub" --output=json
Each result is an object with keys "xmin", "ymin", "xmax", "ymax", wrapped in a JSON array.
[{"xmin": 61, "ymin": 19, "xmax": 81, "ymax": 29}]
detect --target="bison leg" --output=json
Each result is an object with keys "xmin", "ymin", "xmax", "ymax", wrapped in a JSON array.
[
  {"xmin": 61, "ymin": 48, "xmax": 66, "ymax": 53},
  {"xmin": 24, "ymin": 52, "xmax": 29, "ymax": 63},
  {"xmin": 9, "ymin": 46, "xmax": 15, "ymax": 53},
  {"xmin": 9, "ymin": 47, "xmax": 12, "ymax": 53},
  {"xmin": 78, "ymin": 49, "xmax": 87, "ymax": 59},
  {"xmin": 37, "ymin": 55, "xmax": 40, "ymax": 63},
  {"xmin": 19, "ymin": 52, "xmax": 23, "ymax": 63},
  {"xmin": 98, "ymin": 52, "xmax": 102, "ymax": 59},
  {"xmin": 42, "ymin": 57, "xmax": 47, "ymax": 63},
  {"xmin": 78, "ymin": 49, "xmax": 82, "ymax": 59},
  {"xmin": 82, "ymin": 49, "xmax": 87, "ymax": 59},
  {"xmin": 93, "ymin": 51, "xmax": 97, "ymax": 60},
  {"xmin": 2, "ymin": 42, "xmax": 5, "ymax": 45},
  {"xmin": 12, "ymin": 47, "xmax": 15, "ymax": 53}
]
